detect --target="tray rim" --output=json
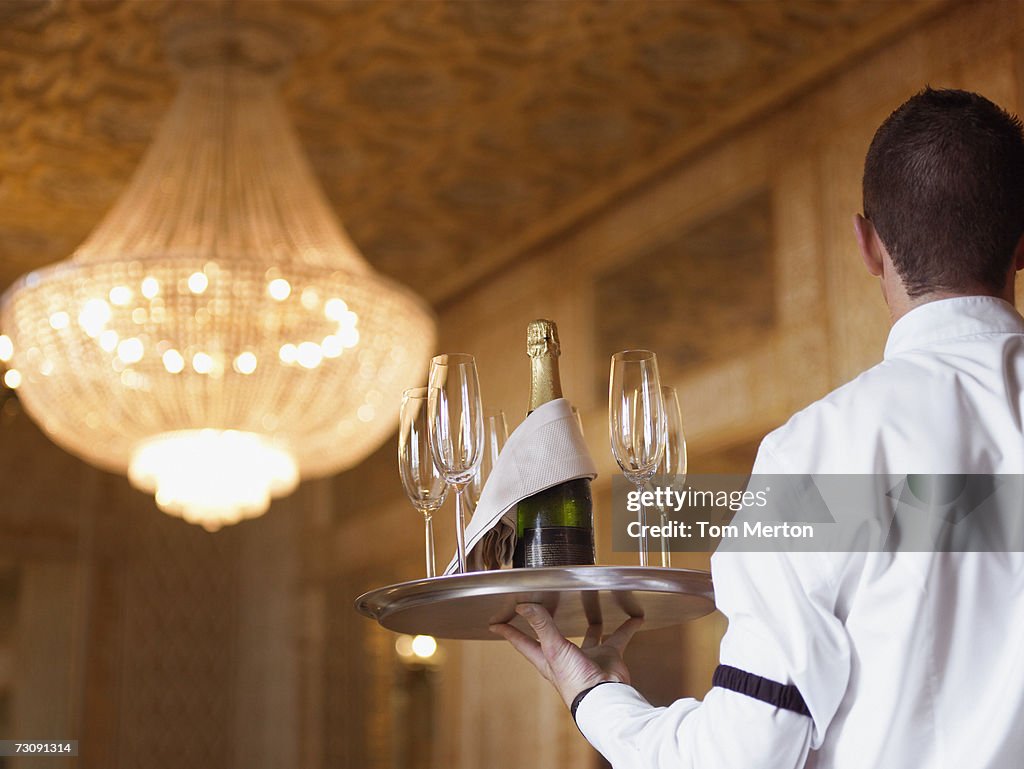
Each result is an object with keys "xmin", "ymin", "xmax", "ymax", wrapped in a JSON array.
[{"xmin": 354, "ymin": 565, "xmax": 715, "ymax": 625}]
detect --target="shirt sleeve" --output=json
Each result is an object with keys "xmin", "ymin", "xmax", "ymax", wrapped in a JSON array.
[{"xmin": 574, "ymin": 441, "xmax": 852, "ymax": 769}]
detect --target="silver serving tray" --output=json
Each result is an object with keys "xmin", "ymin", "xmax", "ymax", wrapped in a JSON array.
[{"xmin": 355, "ymin": 566, "xmax": 715, "ymax": 640}]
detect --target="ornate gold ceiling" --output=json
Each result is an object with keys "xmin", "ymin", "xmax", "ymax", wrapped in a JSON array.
[{"xmin": 0, "ymin": 0, "xmax": 942, "ymax": 305}]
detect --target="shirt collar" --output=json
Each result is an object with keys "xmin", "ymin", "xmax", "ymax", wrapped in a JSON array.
[{"xmin": 883, "ymin": 296, "xmax": 1024, "ymax": 360}]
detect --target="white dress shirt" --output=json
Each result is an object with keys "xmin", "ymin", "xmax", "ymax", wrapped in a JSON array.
[{"xmin": 577, "ymin": 296, "xmax": 1024, "ymax": 768}]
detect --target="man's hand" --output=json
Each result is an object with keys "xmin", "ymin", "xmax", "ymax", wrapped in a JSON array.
[{"xmin": 490, "ymin": 603, "xmax": 643, "ymax": 709}]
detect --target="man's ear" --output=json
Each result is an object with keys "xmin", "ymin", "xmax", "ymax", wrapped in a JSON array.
[
  {"xmin": 853, "ymin": 213, "xmax": 884, "ymax": 277},
  {"xmin": 1014, "ymin": 232, "xmax": 1024, "ymax": 271}
]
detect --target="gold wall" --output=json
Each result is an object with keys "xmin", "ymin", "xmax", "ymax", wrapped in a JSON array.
[{"xmin": 2, "ymin": 2, "xmax": 1023, "ymax": 768}]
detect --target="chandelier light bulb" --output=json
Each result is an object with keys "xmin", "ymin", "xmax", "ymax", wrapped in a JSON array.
[
  {"xmin": 268, "ymin": 278, "xmax": 291, "ymax": 301},
  {"xmin": 187, "ymin": 272, "xmax": 209, "ymax": 294},
  {"xmin": 109, "ymin": 286, "xmax": 133, "ymax": 306},
  {"xmin": 116, "ymin": 337, "xmax": 144, "ymax": 364},
  {"xmin": 162, "ymin": 349, "xmax": 185, "ymax": 374},
  {"xmin": 234, "ymin": 351, "xmax": 258, "ymax": 375},
  {"xmin": 324, "ymin": 297, "xmax": 348, "ymax": 320},
  {"xmin": 0, "ymin": 22, "xmax": 435, "ymax": 531},
  {"xmin": 98, "ymin": 330, "xmax": 119, "ymax": 353}
]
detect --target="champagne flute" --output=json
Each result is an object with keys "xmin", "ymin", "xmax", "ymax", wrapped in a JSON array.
[
  {"xmin": 427, "ymin": 353, "xmax": 484, "ymax": 575},
  {"xmin": 656, "ymin": 385, "xmax": 687, "ymax": 568},
  {"xmin": 399, "ymin": 388, "xmax": 449, "ymax": 578},
  {"xmin": 469, "ymin": 410, "xmax": 508, "ymax": 506},
  {"xmin": 609, "ymin": 350, "xmax": 666, "ymax": 567}
]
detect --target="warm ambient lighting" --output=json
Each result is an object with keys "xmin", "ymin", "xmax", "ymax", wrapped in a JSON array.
[
  {"xmin": 129, "ymin": 430, "xmax": 299, "ymax": 531},
  {"xmin": 0, "ymin": 22, "xmax": 434, "ymax": 531},
  {"xmin": 395, "ymin": 634, "xmax": 439, "ymax": 661},
  {"xmin": 411, "ymin": 634, "xmax": 438, "ymax": 658}
]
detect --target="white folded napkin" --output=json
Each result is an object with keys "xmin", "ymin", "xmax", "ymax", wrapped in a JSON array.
[{"xmin": 443, "ymin": 398, "xmax": 598, "ymax": 575}]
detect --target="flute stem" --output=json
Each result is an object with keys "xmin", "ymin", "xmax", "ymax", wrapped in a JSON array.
[
  {"xmin": 455, "ymin": 487, "xmax": 468, "ymax": 574},
  {"xmin": 659, "ymin": 509, "xmax": 672, "ymax": 568},
  {"xmin": 424, "ymin": 514, "xmax": 436, "ymax": 578},
  {"xmin": 636, "ymin": 483, "xmax": 648, "ymax": 567}
]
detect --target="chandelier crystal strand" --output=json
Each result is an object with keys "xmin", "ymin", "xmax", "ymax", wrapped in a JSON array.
[{"xmin": 0, "ymin": 24, "xmax": 435, "ymax": 530}]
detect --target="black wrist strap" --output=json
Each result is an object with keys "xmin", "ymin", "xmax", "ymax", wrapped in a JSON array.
[{"xmin": 571, "ymin": 681, "xmax": 619, "ymax": 723}]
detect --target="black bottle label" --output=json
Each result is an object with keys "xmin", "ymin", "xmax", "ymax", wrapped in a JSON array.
[{"xmin": 512, "ymin": 526, "xmax": 595, "ymax": 568}]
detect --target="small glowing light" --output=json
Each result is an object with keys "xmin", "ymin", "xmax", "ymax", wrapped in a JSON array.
[
  {"xmin": 300, "ymin": 287, "xmax": 320, "ymax": 309},
  {"xmin": 279, "ymin": 343, "xmax": 297, "ymax": 364},
  {"xmin": 234, "ymin": 351, "xmax": 257, "ymax": 375},
  {"xmin": 117, "ymin": 337, "xmax": 144, "ymax": 364},
  {"xmin": 324, "ymin": 298, "xmax": 348, "ymax": 321},
  {"xmin": 163, "ymin": 349, "xmax": 185, "ymax": 373},
  {"xmin": 0, "ymin": 335, "xmax": 12, "ymax": 362},
  {"xmin": 109, "ymin": 285, "xmax": 133, "ymax": 306},
  {"xmin": 411, "ymin": 635, "xmax": 437, "ymax": 659},
  {"xmin": 131, "ymin": 307, "xmax": 148, "ymax": 324},
  {"xmin": 338, "ymin": 309, "xmax": 359, "ymax": 330},
  {"xmin": 296, "ymin": 341, "xmax": 323, "ymax": 369},
  {"xmin": 99, "ymin": 329, "xmax": 119, "ymax": 352},
  {"xmin": 338, "ymin": 326, "xmax": 360, "ymax": 349},
  {"xmin": 49, "ymin": 311, "xmax": 70, "ymax": 330},
  {"xmin": 321, "ymin": 335, "xmax": 344, "ymax": 358},
  {"xmin": 268, "ymin": 278, "xmax": 291, "ymax": 301},
  {"xmin": 78, "ymin": 299, "xmax": 111, "ymax": 337},
  {"xmin": 3, "ymin": 369, "xmax": 22, "ymax": 389},
  {"xmin": 357, "ymin": 404, "xmax": 375, "ymax": 422},
  {"xmin": 188, "ymin": 272, "xmax": 208, "ymax": 294},
  {"xmin": 192, "ymin": 352, "xmax": 213, "ymax": 374},
  {"xmin": 141, "ymin": 276, "xmax": 160, "ymax": 298},
  {"xmin": 395, "ymin": 635, "xmax": 414, "ymax": 658}
]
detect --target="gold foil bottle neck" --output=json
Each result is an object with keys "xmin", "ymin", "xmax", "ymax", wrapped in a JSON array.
[
  {"xmin": 527, "ymin": 319, "xmax": 560, "ymax": 359},
  {"xmin": 527, "ymin": 319, "xmax": 562, "ymax": 412}
]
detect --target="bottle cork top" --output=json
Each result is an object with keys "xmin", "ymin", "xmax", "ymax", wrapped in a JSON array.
[{"xmin": 527, "ymin": 319, "xmax": 560, "ymax": 358}]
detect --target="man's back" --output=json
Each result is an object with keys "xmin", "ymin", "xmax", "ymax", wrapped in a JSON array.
[{"xmin": 754, "ymin": 295, "xmax": 1024, "ymax": 767}]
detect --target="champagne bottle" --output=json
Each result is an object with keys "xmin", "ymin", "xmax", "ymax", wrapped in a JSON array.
[{"xmin": 512, "ymin": 319, "xmax": 596, "ymax": 568}]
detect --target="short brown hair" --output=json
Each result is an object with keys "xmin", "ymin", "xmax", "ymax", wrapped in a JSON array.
[{"xmin": 863, "ymin": 88, "xmax": 1024, "ymax": 297}]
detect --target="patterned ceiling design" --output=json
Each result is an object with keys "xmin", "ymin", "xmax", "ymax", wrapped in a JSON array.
[{"xmin": 0, "ymin": 0, "xmax": 940, "ymax": 305}]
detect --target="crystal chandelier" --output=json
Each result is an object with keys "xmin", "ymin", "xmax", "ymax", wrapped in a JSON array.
[{"xmin": 0, "ymin": 22, "xmax": 435, "ymax": 530}]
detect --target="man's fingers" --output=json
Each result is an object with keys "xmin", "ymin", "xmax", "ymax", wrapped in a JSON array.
[
  {"xmin": 515, "ymin": 603, "xmax": 566, "ymax": 648},
  {"xmin": 490, "ymin": 622, "xmax": 548, "ymax": 672},
  {"xmin": 603, "ymin": 615, "xmax": 644, "ymax": 654},
  {"xmin": 582, "ymin": 622, "xmax": 603, "ymax": 649}
]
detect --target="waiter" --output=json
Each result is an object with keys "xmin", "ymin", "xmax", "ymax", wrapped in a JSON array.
[{"xmin": 493, "ymin": 88, "xmax": 1024, "ymax": 768}]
